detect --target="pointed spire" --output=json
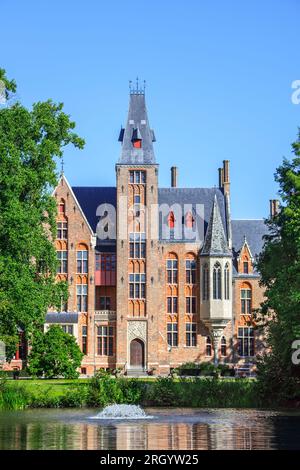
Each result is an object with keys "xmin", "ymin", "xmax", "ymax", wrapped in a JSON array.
[
  {"xmin": 118, "ymin": 82, "xmax": 156, "ymax": 165},
  {"xmin": 202, "ymin": 195, "xmax": 231, "ymax": 256}
]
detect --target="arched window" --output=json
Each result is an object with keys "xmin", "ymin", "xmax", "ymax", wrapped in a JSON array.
[
  {"xmin": 221, "ymin": 337, "xmax": 227, "ymax": 357},
  {"xmin": 166, "ymin": 254, "xmax": 178, "ymax": 284},
  {"xmin": 213, "ymin": 262, "xmax": 222, "ymax": 299},
  {"xmin": 224, "ymin": 263, "xmax": 230, "ymax": 300},
  {"xmin": 206, "ymin": 336, "xmax": 212, "ymax": 356},
  {"xmin": 202, "ymin": 264, "xmax": 209, "ymax": 301},
  {"xmin": 186, "ymin": 256, "xmax": 196, "ymax": 284},
  {"xmin": 58, "ymin": 199, "xmax": 65, "ymax": 214}
]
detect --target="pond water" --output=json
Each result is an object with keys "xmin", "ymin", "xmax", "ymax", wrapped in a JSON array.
[{"xmin": 0, "ymin": 408, "xmax": 300, "ymax": 450}]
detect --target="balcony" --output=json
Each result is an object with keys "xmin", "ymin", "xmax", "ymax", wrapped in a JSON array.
[
  {"xmin": 94, "ymin": 271, "xmax": 116, "ymax": 286},
  {"xmin": 94, "ymin": 310, "xmax": 116, "ymax": 321}
]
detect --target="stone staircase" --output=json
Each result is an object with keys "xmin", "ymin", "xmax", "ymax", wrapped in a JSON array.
[{"xmin": 126, "ymin": 368, "xmax": 148, "ymax": 378}]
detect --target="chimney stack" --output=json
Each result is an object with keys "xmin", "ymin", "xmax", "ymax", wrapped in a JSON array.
[
  {"xmin": 218, "ymin": 167, "xmax": 224, "ymax": 189},
  {"xmin": 171, "ymin": 166, "xmax": 178, "ymax": 188},
  {"xmin": 222, "ymin": 160, "xmax": 230, "ymax": 194},
  {"xmin": 269, "ymin": 199, "xmax": 279, "ymax": 218}
]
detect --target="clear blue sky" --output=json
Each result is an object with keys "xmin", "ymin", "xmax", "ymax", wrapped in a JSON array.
[{"xmin": 1, "ymin": 0, "xmax": 299, "ymax": 218}]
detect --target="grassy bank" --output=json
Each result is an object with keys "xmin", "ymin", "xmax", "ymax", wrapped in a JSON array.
[{"xmin": 0, "ymin": 376, "xmax": 264, "ymax": 410}]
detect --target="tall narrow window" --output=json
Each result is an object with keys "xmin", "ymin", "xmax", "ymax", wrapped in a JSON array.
[
  {"xmin": 186, "ymin": 323, "xmax": 197, "ymax": 347},
  {"xmin": 186, "ymin": 259, "xmax": 196, "ymax": 284},
  {"xmin": 186, "ymin": 296, "xmax": 196, "ymax": 314},
  {"xmin": 213, "ymin": 263, "xmax": 222, "ymax": 299},
  {"xmin": 129, "ymin": 233, "xmax": 146, "ymax": 258},
  {"xmin": 221, "ymin": 336, "xmax": 227, "ymax": 357},
  {"xmin": 202, "ymin": 264, "xmax": 209, "ymax": 300},
  {"xmin": 224, "ymin": 263, "xmax": 230, "ymax": 300},
  {"xmin": 241, "ymin": 287, "xmax": 252, "ymax": 314},
  {"xmin": 97, "ymin": 326, "xmax": 114, "ymax": 356},
  {"xmin": 238, "ymin": 327, "xmax": 254, "ymax": 357},
  {"xmin": 77, "ymin": 250, "xmax": 88, "ymax": 273},
  {"xmin": 243, "ymin": 261, "xmax": 249, "ymax": 274},
  {"xmin": 58, "ymin": 200, "xmax": 65, "ymax": 214},
  {"xmin": 129, "ymin": 273, "xmax": 146, "ymax": 299},
  {"xmin": 82, "ymin": 326, "xmax": 87, "ymax": 354},
  {"xmin": 57, "ymin": 251, "xmax": 68, "ymax": 274},
  {"xmin": 57, "ymin": 222, "xmax": 68, "ymax": 239},
  {"xmin": 166, "ymin": 259, "xmax": 178, "ymax": 284},
  {"xmin": 167, "ymin": 296, "xmax": 178, "ymax": 314},
  {"xmin": 77, "ymin": 284, "xmax": 88, "ymax": 312},
  {"xmin": 206, "ymin": 336, "xmax": 212, "ymax": 356},
  {"xmin": 167, "ymin": 322, "xmax": 178, "ymax": 347}
]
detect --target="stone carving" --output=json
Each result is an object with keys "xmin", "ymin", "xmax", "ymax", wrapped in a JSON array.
[{"xmin": 127, "ymin": 320, "xmax": 147, "ymax": 344}]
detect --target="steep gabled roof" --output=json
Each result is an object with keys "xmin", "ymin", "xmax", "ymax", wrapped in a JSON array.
[
  {"xmin": 231, "ymin": 219, "xmax": 268, "ymax": 258},
  {"xmin": 201, "ymin": 194, "xmax": 231, "ymax": 256},
  {"xmin": 118, "ymin": 92, "xmax": 156, "ymax": 165},
  {"xmin": 72, "ymin": 186, "xmax": 116, "ymax": 233}
]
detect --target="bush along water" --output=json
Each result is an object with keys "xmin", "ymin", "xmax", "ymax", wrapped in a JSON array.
[
  {"xmin": 0, "ymin": 371, "xmax": 263, "ymax": 410},
  {"xmin": 0, "ymin": 379, "xmax": 29, "ymax": 410}
]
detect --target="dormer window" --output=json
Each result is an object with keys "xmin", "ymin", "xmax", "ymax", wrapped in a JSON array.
[
  {"xmin": 132, "ymin": 127, "xmax": 142, "ymax": 148},
  {"xmin": 185, "ymin": 211, "xmax": 195, "ymax": 228},
  {"xmin": 168, "ymin": 211, "xmax": 175, "ymax": 229},
  {"xmin": 243, "ymin": 261, "xmax": 249, "ymax": 274}
]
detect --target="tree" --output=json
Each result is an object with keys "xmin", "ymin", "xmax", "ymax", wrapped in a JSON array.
[
  {"xmin": 28, "ymin": 325, "xmax": 83, "ymax": 378},
  {"xmin": 256, "ymin": 130, "xmax": 300, "ymax": 403},
  {"xmin": 0, "ymin": 69, "xmax": 84, "ymax": 359}
]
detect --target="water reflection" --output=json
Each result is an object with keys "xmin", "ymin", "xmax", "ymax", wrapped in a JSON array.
[{"xmin": 0, "ymin": 408, "xmax": 300, "ymax": 450}]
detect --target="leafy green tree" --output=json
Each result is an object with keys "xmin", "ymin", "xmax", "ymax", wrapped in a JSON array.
[
  {"xmin": 256, "ymin": 130, "xmax": 300, "ymax": 402},
  {"xmin": 28, "ymin": 325, "xmax": 83, "ymax": 379},
  {"xmin": 0, "ymin": 68, "xmax": 84, "ymax": 359}
]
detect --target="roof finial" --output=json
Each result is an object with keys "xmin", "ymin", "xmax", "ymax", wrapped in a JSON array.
[
  {"xmin": 129, "ymin": 77, "xmax": 145, "ymax": 95},
  {"xmin": 60, "ymin": 156, "xmax": 64, "ymax": 176}
]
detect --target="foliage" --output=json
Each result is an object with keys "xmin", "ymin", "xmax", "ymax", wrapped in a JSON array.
[
  {"xmin": 27, "ymin": 325, "xmax": 83, "ymax": 379},
  {"xmin": 0, "ymin": 379, "xmax": 29, "ymax": 410},
  {"xmin": 256, "ymin": 130, "xmax": 300, "ymax": 402},
  {"xmin": 174, "ymin": 362, "xmax": 232, "ymax": 377},
  {"xmin": 0, "ymin": 376, "xmax": 266, "ymax": 410},
  {"xmin": 0, "ymin": 68, "xmax": 84, "ymax": 359},
  {"xmin": 87, "ymin": 370, "xmax": 145, "ymax": 406}
]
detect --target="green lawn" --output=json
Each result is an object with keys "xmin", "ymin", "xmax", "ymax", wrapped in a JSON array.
[{"xmin": 6, "ymin": 378, "xmax": 90, "ymax": 398}]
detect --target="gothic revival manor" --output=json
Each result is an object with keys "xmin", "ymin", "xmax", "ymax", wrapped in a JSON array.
[{"xmin": 10, "ymin": 86, "xmax": 274, "ymax": 376}]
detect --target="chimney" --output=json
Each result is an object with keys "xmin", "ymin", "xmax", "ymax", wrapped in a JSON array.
[
  {"xmin": 171, "ymin": 166, "xmax": 178, "ymax": 188},
  {"xmin": 218, "ymin": 167, "xmax": 224, "ymax": 189},
  {"xmin": 223, "ymin": 160, "xmax": 230, "ymax": 194},
  {"xmin": 269, "ymin": 199, "xmax": 279, "ymax": 218}
]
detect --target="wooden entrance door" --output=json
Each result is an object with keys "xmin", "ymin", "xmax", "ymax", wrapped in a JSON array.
[{"xmin": 130, "ymin": 339, "xmax": 145, "ymax": 368}]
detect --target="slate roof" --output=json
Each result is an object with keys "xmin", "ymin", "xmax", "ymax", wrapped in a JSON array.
[
  {"xmin": 45, "ymin": 313, "xmax": 79, "ymax": 324},
  {"xmin": 70, "ymin": 186, "xmax": 268, "ymax": 259},
  {"xmin": 202, "ymin": 195, "xmax": 231, "ymax": 256},
  {"xmin": 118, "ymin": 92, "xmax": 156, "ymax": 165},
  {"xmin": 231, "ymin": 219, "xmax": 268, "ymax": 257},
  {"xmin": 72, "ymin": 186, "xmax": 116, "ymax": 233},
  {"xmin": 158, "ymin": 187, "xmax": 227, "ymax": 243}
]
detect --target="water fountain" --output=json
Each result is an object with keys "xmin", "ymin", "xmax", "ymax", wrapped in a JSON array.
[{"xmin": 90, "ymin": 404, "xmax": 153, "ymax": 420}]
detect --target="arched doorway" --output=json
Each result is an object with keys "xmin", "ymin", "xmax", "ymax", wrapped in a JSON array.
[{"xmin": 130, "ymin": 338, "xmax": 145, "ymax": 369}]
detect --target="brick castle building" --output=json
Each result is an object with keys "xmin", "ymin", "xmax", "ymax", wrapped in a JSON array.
[{"xmin": 9, "ymin": 84, "xmax": 276, "ymax": 375}]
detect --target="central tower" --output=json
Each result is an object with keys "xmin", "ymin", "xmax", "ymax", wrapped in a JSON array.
[{"xmin": 116, "ymin": 82, "xmax": 159, "ymax": 373}]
